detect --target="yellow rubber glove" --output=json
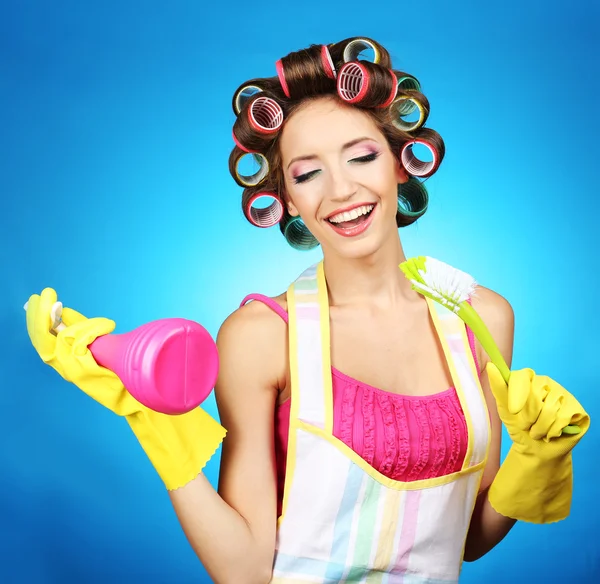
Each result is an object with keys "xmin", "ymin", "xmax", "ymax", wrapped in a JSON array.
[
  {"xmin": 26, "ymin": 287, "xmax": 226, "ymax": 490},
  {"xmin": 486, "ymin": 362, "xmax": 590, "ymax": 523}
]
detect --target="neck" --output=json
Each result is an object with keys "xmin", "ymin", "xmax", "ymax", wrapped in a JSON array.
[{"xmin": 322, "ymin": 232, "xmax": 418, "ymax": 310}]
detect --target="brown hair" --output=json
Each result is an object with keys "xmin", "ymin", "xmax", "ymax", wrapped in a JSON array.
[{"xmin": 228, "ymin": 36, "xmax": 445, "ymax": 249}]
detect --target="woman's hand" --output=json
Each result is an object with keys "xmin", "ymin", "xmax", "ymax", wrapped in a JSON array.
[
  {"xmin": 485, "ymin": 362, "xmax": 590, "ymax": 523},
  {"xmin": 25, "ymin": 287, "xmax": 141, "ymax": 416},
  {"xmin": 486, "ymin": 363, "xmax": 589, "ymax": 452}
]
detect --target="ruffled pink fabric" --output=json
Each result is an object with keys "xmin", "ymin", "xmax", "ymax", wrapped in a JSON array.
[
  {"xmin": 241, "ymin": 294, "xmax": 477, "ymax": 516},
  {"xmin": 274, "ymin": 371, "xmax": 468, "ymax": 515}
]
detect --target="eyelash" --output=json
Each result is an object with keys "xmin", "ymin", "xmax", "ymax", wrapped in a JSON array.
[{"xmin": 292, "ymin": 151, "xmax": 381, "ymax": 184}]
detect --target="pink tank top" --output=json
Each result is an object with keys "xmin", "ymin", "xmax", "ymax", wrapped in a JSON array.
[{"xmin": 241, "ymin": 294, "xmax": 478, "ymax": 516}]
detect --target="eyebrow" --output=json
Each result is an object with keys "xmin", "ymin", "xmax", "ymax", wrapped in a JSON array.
[{"xmin": 286, "ymin": 137, "xmax": 377, "ymax": 170}]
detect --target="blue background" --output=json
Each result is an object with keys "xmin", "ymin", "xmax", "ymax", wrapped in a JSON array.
[{"xmin": 1, "ymin": 0, "xmax": 598, "ymax": 582}]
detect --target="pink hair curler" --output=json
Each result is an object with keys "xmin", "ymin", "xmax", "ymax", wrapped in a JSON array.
[
  {"xmin": 248, "ymin": 96, "xmax": 284, "ymax": 134},
  {"xmin": 401, "ymin": 139, "xmax": 440, "ymax": 178},
  {"xmin": 380, "ymin": 70, "xmax": 398, "ymax": 108},
  {"xmin": 232, "ymin": 95, "xmax": 284, "ymax": 153},
  {"xmin": 275, "ymin": 59, "xmax": 291, "ymax": 97},
  {"xmin": 232, "ymin": 129, "xmax": 254, "ymax": 153},
  {"xmin": 321, "ymin": 45, "xmax": 337, "ymax": 79},
  {"xmin": 25, "ymin": 301, "xmax": 219, "ymax": 415},
  {"xmin": 242, "ymin": 190, "xmax": 284, "ymax": 227},
  {"xmin": 337, "ymin": 62, "xmax": 397, "ymax": 107},
  {"xmin": 337, "ymin": 62, "xmax": 370, "ymax": 104}
]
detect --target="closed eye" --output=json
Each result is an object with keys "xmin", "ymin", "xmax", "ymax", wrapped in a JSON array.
[
  {"xmin": 293, "ymin": 170, "xmax": 320, "ymax": 184},
  {"xmin": 350, "ymin": 152, "xmax": 380, "ymax": 164},
  {"xmin": 293, "ymin": 152, "xmax": 380, "ymax": 184}
]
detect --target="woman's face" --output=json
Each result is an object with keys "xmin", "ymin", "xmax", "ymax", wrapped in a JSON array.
[{"xmin": 279, "ymin": 96, "xmax": 408, "ymax": 259}]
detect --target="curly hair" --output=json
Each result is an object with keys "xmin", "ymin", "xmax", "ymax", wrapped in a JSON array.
[{"xmin": 228, "ymin": 37, "xmax": 445, "ymax": 250}]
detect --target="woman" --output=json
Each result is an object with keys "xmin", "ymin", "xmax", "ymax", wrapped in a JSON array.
[{"xmin": 25, "ymin": 36, "xmax": 589, "ymax": 584}]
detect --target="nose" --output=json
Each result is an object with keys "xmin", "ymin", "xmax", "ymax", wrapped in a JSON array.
[{"xmin": 328, "ymin": 165, "xmax": 357, "ymax": 202}]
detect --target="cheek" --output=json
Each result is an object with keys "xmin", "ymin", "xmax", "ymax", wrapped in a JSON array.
[
  {"xmin": 370, "ymin": 170, "xmax": 398, "ymax": 200},
  {"xmin": 287, "ymin": 189, "xmax": 324, "ymax": 224}
]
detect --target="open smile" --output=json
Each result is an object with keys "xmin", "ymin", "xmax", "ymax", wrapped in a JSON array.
[{"xmin": 325, "ymin": 203, "xmax": 377, "ymax": 238}]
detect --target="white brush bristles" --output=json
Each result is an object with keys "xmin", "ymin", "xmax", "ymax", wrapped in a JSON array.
[{"xmin": 419, "ymin": 257, "xmax": 478, "ymax": 311}]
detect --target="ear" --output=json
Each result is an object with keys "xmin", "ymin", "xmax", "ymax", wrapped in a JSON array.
[
  {"xmin": 395, "ymin": 160, "xmax": 410, "ymax": 184},
  {"xmin": 281, "ymin": 191, "xmax": 300, "ymax": 217}
]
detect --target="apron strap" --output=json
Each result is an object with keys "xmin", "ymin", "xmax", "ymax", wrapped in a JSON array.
[
  {"xmin": 428, "ymin": 299, "xmax": 490, "ymax": 467},
  {"xmin": 287, "ymin": 260, "xmax": 489, "ymax": 464},
  {"xmin": 287, "ymin": 262, "xmax": 333, "ymax": 431}
]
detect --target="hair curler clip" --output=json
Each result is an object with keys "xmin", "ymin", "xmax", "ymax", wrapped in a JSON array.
[{"xmin": 243, "ymin": 190, "xmax": 284, "ymax": 228}]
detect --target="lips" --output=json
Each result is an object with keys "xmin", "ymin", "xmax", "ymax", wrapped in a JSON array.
[
  {"xmin": 325, "ymin": 202, "xmax": 375, "ymax": 222},
  {"xmin": 325, "ymin": 203, "xmax": 377, "ymax": 238}
]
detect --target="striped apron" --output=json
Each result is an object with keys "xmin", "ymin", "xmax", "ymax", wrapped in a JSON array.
[{"xmin": 271, "ymin": 261, "xmax": 490, "ymax": 583}]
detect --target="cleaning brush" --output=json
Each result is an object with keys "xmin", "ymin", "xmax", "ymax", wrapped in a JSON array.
[{"xmin": 400, "ymin": 256, "xmax": 580, "ymax": 435}]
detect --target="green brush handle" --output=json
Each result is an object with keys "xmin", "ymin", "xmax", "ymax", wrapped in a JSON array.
[
  {"xmin": 457, "ymin": 302, "xmax": 511, "ymax": 381},
  {"xmin": 457, "ymin": 301, "xmax": 580, "ymax": 435}
]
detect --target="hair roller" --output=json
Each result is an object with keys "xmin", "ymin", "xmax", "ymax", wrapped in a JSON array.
[
  {"xmin": 390, "ymin": 91, "xmax": 430, "ymax": 132},
  {"xmin": 275, "ymin": 44, "xmax": 338, "ymax": 99},
  {"xmin": 229, "ymin": 147, "xmax": 269, "ymax": 188},
  {"xmin": 396, "ymin": 72, "xmax": 421, "ymax": 91},
  {"xmin": 392, "ymin": 72, "xmax": 422, "ymax": 116},
  {"xmin": 248, "ymin": 95, "xmax": 284, "ymax": 133},
  {"xmin": 327, "ymin": 36, "xmax": 392, "ymax": 69},
  {"xmin": 242, "ymin": 188, "xmax": 284, "ymax": 228},
  {"xmin": 342, "ymin": 37, "xmax": 382, "ymax": 64},
  {"xmin": 337, "ymin": 61, "xmax": 397, "ymax": 108},
  {"xmin": 396, "ymin": 178, "xmax": 429, "ymax": 227},
  {"xmin": 400, "ymin": 128, "xmax": 445, "ymax": 178},
  {"xmin": 232, "ymin": 81, "xmax": 264, "ymax": 115},
  {"xmin": 279, "ymin": 213, "xmax": 319, "ymax": 251},
  {"xmin": 321, "ymin": 44, "xmax": 337, "ymax": 79},
  {"xmin": 275, "ymin": 59, "xmax": 291, "ymax": 97},
  {"xmin": 232, "ymin": 93, "xmax": 284, "ymax": 153}
]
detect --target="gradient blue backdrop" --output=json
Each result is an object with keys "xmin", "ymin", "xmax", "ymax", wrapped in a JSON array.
[{"xmin": 2, "ymin": 1, "xmax": 598, "ymax": 582}]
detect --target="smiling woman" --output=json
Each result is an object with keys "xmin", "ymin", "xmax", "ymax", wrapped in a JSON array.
[
  {"xmin": 24, "ymin": 34, "xmax": 590, "ymax": 584},
  {"xmin": 228, "ymin": 39, "xmax": 442, "ymax": 254},
  {"xmin": 280, "ymin": 102, "xmax": 410, "ymax": 256}
]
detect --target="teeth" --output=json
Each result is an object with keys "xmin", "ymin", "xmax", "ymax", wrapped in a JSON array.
[{"xmin": 329, "ymin": 204, "xmax": 374, "ymax": 224}]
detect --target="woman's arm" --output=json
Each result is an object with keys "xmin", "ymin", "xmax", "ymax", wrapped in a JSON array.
[
  {"xmin": 168, "ymin": 301, "xmax": 286, "ymax": 583},
  {"xmin": 463, "ymin": 286, "xmax": 517, "ymax": 562}
]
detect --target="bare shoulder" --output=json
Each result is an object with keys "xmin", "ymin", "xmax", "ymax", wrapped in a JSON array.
[
  {"xmin": 470, "ymin": 285, "xmax": 515, "ymax": 369},
  {"xmin": 215, "ymin": 292, "xmax": 288, "ymax": 394},
  {"xmin": 217, "ymin": 292, "xmax": 288, "ymax": 348},
  {"xmin": 471, "ymin": 286, "xmax": 514, "ymax": 331}
]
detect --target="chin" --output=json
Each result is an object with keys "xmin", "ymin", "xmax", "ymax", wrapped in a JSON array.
[
  {"xmin": 324, "ymin": 233, "xmax": 385, "ymax": 261},
  {"xmin": 321, "ymin": 212, "xmax": 396, "ymax": 260}
]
